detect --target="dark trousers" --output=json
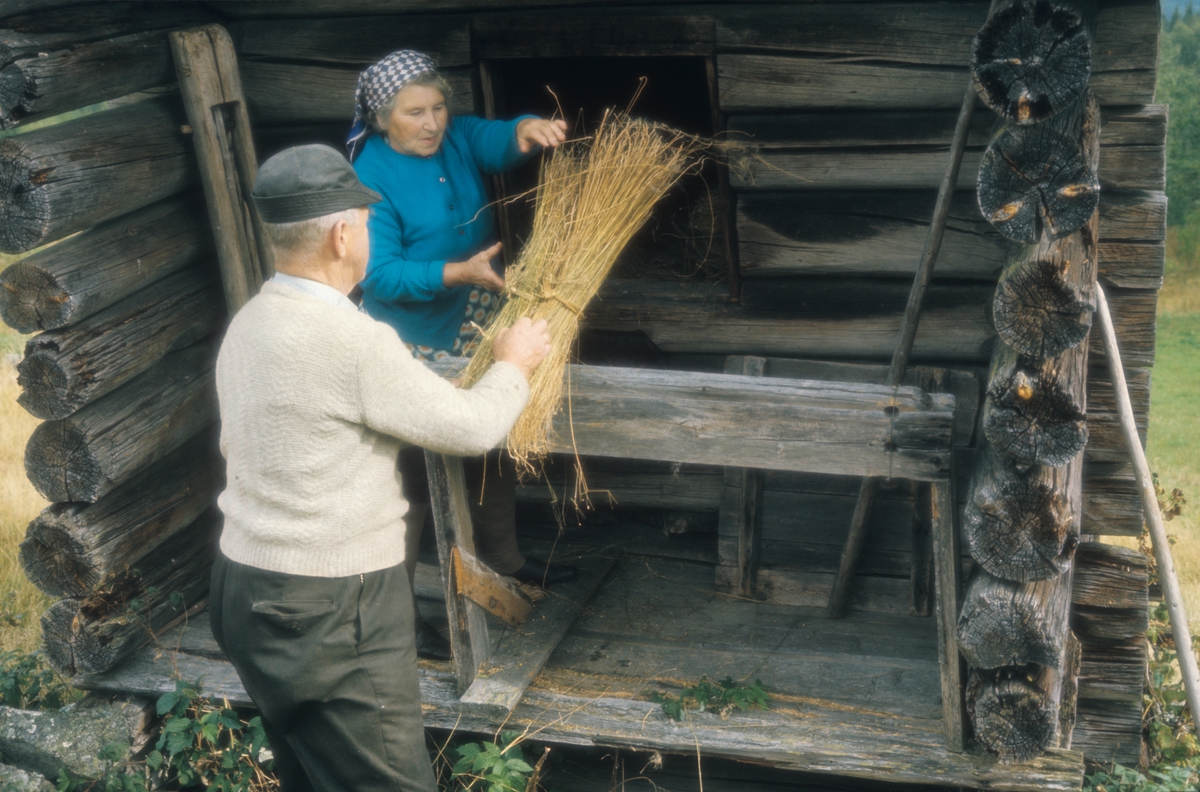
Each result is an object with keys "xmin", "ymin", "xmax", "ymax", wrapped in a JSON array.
[{"xmin": 209, "ymin": 553, "xmax": 438, "ymax": 792}]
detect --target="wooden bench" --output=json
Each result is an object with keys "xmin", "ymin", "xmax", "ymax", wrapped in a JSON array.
[{"xmin": 426, "ymin": 358, "xmax": 966, "ymax": 749}]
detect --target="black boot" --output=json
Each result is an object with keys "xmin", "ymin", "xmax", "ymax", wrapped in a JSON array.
[
  {"xmin": 415, "ymin": 616, "xmax": 452, "ymax": 661},
  {"xmin": 510, "ymin": 556, "xmax": 579, "ymax": 588}
]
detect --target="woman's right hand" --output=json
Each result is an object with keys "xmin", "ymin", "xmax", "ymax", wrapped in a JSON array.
[
  {"xmin": 493, "ymin": 317, "xmax": 551, "ymax": 381},
  {"xmin": 443, "ymin": 242, "xmax": 505, "ymax": 291}
]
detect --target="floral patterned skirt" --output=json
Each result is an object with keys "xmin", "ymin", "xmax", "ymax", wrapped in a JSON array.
[{"xmin": 405, "ymin": 288, "xmax": 501, "ymax": 362}]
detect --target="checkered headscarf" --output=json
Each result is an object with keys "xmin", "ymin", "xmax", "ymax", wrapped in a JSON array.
[{"xmin": 347, "ymin": 50, "xmax": 438, "ymax": 161}]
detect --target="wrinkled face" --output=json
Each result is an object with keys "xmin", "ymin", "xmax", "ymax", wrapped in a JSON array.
[{"xmin": 381, "ymin": 83, "xmax": 448, "ymax": 158}]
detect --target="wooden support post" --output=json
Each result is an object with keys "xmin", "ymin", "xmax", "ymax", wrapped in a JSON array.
[
  {"xmin": 425, "ymin": 451, "xmax": 491, "ymax": 695},
  {"xmin": 453, "ymin": 546, "xmax": 532, "ymax": 628},
  {"xmin": 717, "ymin": 355, "xmax": 764, "ymax": 597},
  {"xmin": 932, "ymin": 473, "xmax": 966, "ymax": 752},
  {"xmin": 170, "ymin": 24, "xmax": 270, "ymax": 314}
]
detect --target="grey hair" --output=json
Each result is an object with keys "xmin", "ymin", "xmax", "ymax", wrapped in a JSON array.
[
  {"xmin": 370, "ymin": 70, "xmax": 453, "ymax": 133},
  {"xmin": 261, "ymin": 208, "xmax": 362, "ymax": 255}
]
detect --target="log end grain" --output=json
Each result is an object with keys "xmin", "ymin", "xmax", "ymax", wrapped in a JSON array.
[
  {"xmin": 968, "ymin": 667, "xmax": 1059, "ymax": 763},
  {"xmin": 0, "ymin": 137, "xmax": 50, "ymax": 254},
  {"xmin": 24, "ymin": 418, "xmax": 102, "ymax": 503},
  {"xmin": 984, "ymin": 363, "xmax": 1088, "ymax": 467},
  {"xmin": 18, "ymin": 506, "xmax": 96, "ymax": 597},
  {"xmin": 966, "ymin": 477, "xmax": 1078, "ymax": 582},
  {"xmin": 0, "ymin": 59, "xmax": 37, "ymax": 130},
  {"xmin": 0, "ymin": 258, "xmax": 72, "ymax": 333},
  {"xmin": 972, "ymin": 0, "xmax": 1092, "ymax": 125},
  {"xmin": 957, "ymin": 572, "xmax": 1064, "ymax": 670},
  {"xmin": 16, "ymin": 348, "xmax": 77, "ymax": 420},
  {"xmin": 994, "ymin": 257, "xmax": 1095, "ymax": 359}
]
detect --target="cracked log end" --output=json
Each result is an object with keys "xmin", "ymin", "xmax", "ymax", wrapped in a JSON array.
[
  {"xmin": 25, "ymin": 419, "xmax": 102, "ymax": 503},
  {"xmin": 0, "ymin": 258, "xmax": 70, "ymax": 333},
  {"xmin": 957, "ymin": 572, "xmax": 1063, "ymax": 669},
  {"xmin": 977, "ymin": 124, "xmax": 1098, "ymax": 243},
  {"xmin": 19, "ymin": 508, "xmax": 98, "ymax": 598},
  {"xmin": 17, "ymin": 351, "xmax": 78, "ymax": 420},
  {"xmin": 967, "ymin": 478, "xmax": 1077, "ymax": 581},
  {"xmin": 984, "ymin": 364, "xmax": 1087, "ymax": 467},
  {"xmin": 972, "ymin": 0, "xmax": 1092, "ymax": 125},
  {"xmin": 0, "ymin": 137, "xmax": 51, "ymax": 254},
  {"xmin": 968, "ymin": 667, "xmax": 1058, "ymax": 763},
  {"xmin": 994, "ymin": 258, "xmax": 1095, "ymax": 359},
  {"xmin": 0, "ymin": 59, "xmax": 38, "ymax": 130}
]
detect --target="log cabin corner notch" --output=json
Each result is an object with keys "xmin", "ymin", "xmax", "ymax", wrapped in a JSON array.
[{"xmin": 0, "ymin": 1, "xmax": 1166, "ymax": 788}]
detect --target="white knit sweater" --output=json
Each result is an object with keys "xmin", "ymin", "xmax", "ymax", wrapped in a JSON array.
[{"xmin": 215, "ymin": 281, "xmax": 529, "ymax": 577}]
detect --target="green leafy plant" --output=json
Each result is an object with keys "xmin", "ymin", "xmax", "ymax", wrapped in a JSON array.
[
  {"xmin": 0, "ymin": 649, "xmax": 79, "ymax": 710},
  {"xmin": 649, "ymin": 675, "xmax": 770, "ymax": 722},
  {"xmin": 450, "ymin": 731, "xmax": 535, "ymax": 792}
]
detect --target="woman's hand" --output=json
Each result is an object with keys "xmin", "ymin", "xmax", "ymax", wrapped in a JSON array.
[
  {"xmin": 443, "ymin": 241, "xmax": 505, "ymax": 291},
  {"xmin": 493, "ymin": 317, "xmax": 552, "ymax": 380},
  {"xmin": 516, "ymin": 118, "xmax": 568, "ymax": 154}
]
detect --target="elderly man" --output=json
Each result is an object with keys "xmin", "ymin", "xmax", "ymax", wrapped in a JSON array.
[{"xmin": 209, "ymin": 144, "xmax": 550, "ymax": 792}]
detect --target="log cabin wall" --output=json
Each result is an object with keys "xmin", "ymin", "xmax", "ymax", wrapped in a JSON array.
[{"xmin": 0, "ymin": 0, "xmax": 1164, "ymax": 769}]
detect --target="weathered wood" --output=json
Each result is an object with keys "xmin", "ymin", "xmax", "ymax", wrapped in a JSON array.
[
  {"xmin": 0, "ymin": 30, "xmax": 174, "ymax": 129},
  {"xmin": 932, "ymin": 474, "xmax": 967, "ymax": 751},
  {"xmin": 171, "ymin": 25, "xmax": 269, "ymax": 311},
  {"xmin": 0, "ymin": 196, "xmax": 211, "ymax": 333},
  {"xmin": 425, "ymin": 451, "xmax": 491, "ymax": 694},
  {"xmin": 967, "ymin": 661, "xmax": 1072, "ymax": 763},
  {"xmin": 233, "ymin": 14, "xmax": 471, "ymax": 67},
  {"xmin": 452, "ymin": 546, "xmax": 531, "ymax": 629},
  {"xmin": 0, "ymin": 95, "xmax": 197, "ymax": 253},
  {"xmin": 734, "ymin": 190, "xmax": 1163, "ymax": 289},
  {"xmin": 16, "ymin": 266, "xmax": 222, "ymax": 420},
  {"xmin": 1072, "ymin": 697, "xmax": 1144, "ymax": 766},
  {"xmin": 982, "ymin": 343, "xmax": 1089, "ymax": 468},
  {"xmin": 40, "ymin": 509, "xmax": 218, "ymax": 677},
  {"xmin": 718, "ymin": 54, "xmax": 1152, "ymax": 114},
  {"xmin": 18, "ymin": 431, "xmax": 220, "ymax": 598},
  {"xmin": 716, "ymin": 355, "xmax": 764, "ymax": 598},
  {"xmin": 957, "ymin": 568, "xmax": 1075, "ymax": 670},
  {"xmin": 24, "ymin": 342, "xmax": 216, "ymax": 504},
  {"xmin": 472, "ymin": 15, "xmax": 714, "ymax": 58},
  {"xmin": 1081, "ymin": 470, "xmax": 1142, "ymax": 536},
  {"xmin": 1071, "ymin": 542, "xmax": 1150, "ymax": 642},
  {"xmin": 241, "ymin": 61, "xmax": 475, "ymax": 126},
  {"xmin": 912, "ymin": 482, "xmax": 934, "ymax": 617},
  {"xmin": 460, "ymin": 552, "xmax": 616, "ymax": 715},
  {"xmin": 978, "ymin": 94, "xmax": 1100, "ymax": 243},
  {"xmin": 972, "ymin": 0, "xmax": 1095, "ymax": 125},
  {"xmin": 965, "ymin": 442, "xmax": 1081, "ymax": 582},
  {"xmin": 0, "ymin": 2, "xmax": 211, "ymax": 45}
]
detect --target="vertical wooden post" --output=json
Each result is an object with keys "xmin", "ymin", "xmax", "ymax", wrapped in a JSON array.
[
  {"xmin": 931, "ymin": 473, "xmax": 966, "ymax": 752},
  {"xmin": 705, "ymin": 56, "xmax": 740, "ymax": 302},
  {"xmin": 718, "ymin": 355, "xmax": 764, "ymax": 597},
  {"xmin": 170, "ymin": 24, "xmax": 271, "ymax": 314},
  {"xmin": 425, "ymin": 451, "xmax": 492, "ymax": 695},
  {"xmin": 478, "ymin": 60, "xmax": 517, "ymax": 270}
]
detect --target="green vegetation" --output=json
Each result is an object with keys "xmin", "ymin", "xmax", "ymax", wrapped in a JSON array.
[
  {"xmin": 1162, "ymin": 10, "xmax": 1200, "ymax": 262},
  {"xmin": 649, "ymin": 675, "xmax": 770, "ymax": 722},
  {"xmin": 0, "ymin": 648, "xmax": 78, "ymax": 710},
  {"xmin": 449, "ymin": 732, "xmax": 537, "ymax": 792}
]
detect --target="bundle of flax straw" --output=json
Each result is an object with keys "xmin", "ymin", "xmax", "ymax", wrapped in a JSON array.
[{"xmin": 460, "ymin": 111, "xmax": 699, "ymax": 467}]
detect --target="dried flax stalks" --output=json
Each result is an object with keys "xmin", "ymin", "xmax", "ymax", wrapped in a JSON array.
[{"xmin": 460, "ymin": 112, "xmax": 701, "ymax": 467}]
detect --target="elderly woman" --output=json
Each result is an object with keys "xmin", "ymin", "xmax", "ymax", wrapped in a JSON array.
[{"xmin": 349, "ymin": 50, "xmax": 574, "ymax": 660}]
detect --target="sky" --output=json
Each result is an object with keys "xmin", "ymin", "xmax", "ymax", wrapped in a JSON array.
[{"xmin": 1165, "ymin": 0, "xmax": 1197, "ymax": 17}]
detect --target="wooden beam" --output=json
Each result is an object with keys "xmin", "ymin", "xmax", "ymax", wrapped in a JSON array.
[
  {"xmin": 232, "ymin": 14, "xmax": 471, "ymax": 67},
  {"xmin": 452, "ymin": 546, "xmax": 531, "ymax": 629},
  {"xmin": 459, "ymin": 551, "xmax": 616, "ymax": 716},
  {"xmin": 472, "ymin": 15, "xmax": 714, "ymax": 59},
  {"xmin": 425, "ymin": 451, "xmax": 490, "ymax": 695},
  {"xmin": 715, "ymin": 355, "xmax": 764, "ymax": 598},
  {"xmin": 932, "ymin": 473, "xmax": 966, "ymax": 751},
  {"xmin": 171, "ymin": 24, "xmax": 268, "ymax": 312}
]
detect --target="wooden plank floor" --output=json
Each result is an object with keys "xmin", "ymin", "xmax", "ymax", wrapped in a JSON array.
[{"xmin": 77, "ymin": 549, "xmax": 1083, "ymax": 791}]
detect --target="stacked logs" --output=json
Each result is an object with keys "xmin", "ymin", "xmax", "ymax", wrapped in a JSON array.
[
  {"xmin": 0, "ymin": 5, "xmax": 223, "ymax": 678},
  {"xmin": 955, "ymin": 0, "xmax": 1100, "ymax": 763}
]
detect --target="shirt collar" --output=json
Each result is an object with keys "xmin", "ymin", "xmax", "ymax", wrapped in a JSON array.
[{"xmin": 271, "ymin": 272, "xmax": 359, "ymax": 312}]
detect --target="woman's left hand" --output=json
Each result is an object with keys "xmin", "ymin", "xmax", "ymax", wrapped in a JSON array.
[{"xmin": 517, "ymin": 118, "xmax": 568, "ymax": 154}]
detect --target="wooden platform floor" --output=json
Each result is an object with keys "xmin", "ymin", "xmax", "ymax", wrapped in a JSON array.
[{"xmin": 78, "ymin": 549, "xmax": 1083, "ymax": 791}]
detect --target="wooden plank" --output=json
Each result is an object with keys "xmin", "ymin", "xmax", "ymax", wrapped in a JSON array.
[
  {"xmin": 718, "ymin": 54, "xmax": 1153, "ymax": 112},
  {"xmin": 1072, "ymin": 698, "xmax": 1144, "ymax": 766},
  {"xmin": 241, "ymin": 60, "xmax": 474, "ymax": 126},
  {"xmin": 171, "ymin": 24, "xmax": 267, "ymax": 312},
  {"xmin": 932, "ymin": 476, "xmax": 965, "ymax": 751},
  {"xmin": 717, "ymin": 355, "xmax": 764, "ymax": 597},
  {"xmin": 460, "ymin": 551, "xmax": 616, "ymax": 715},
  {"xmin": 425, "ymin": 451, "xmax": 491, "ymax": 695},
  {"xmin": 0, "ymin": 95, "xmax": 197, "ymax": 253},
  {"xmin": 233, "ymin": 14, "xmax": 472, "ymax": 67},
  {"xmin": 735, "ymin": 190, "xmax": 1163, "ymax": 289},
  {"xmin": 473, "ymin": 14, "xmax": 715, "ymax": 58},
  {"xmin": 452, "ymin": 545, "xmax": 532, "ymax": 628}
]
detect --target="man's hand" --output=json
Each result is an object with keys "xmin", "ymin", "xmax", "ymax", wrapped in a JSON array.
[
  {"xmin": 443, "ymin": 242, "xmax": 504, "ymax": 291},
  {"xmin": 493, "ymin": 317, "xmax": 551, "ymax": 381},
  {"xmin": 516, "ymin": 118, "xmax": 568, "ymax": 154}
]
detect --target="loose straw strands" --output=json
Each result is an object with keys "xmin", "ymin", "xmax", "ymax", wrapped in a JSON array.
[{"xmin": 461, "ymin": 112, "xmax": 701, "ymax": 467}]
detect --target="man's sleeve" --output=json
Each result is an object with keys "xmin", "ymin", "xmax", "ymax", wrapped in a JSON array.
[
  {"xmin": 355, "ymin": 322, "xmax": 530, "ymax": 455},
  {"xmin": 455, "ymin": 115, "xmax": 538, "ymax": 176},
  {"xmin": 358, "ymin": 197, "xmax": 446, "ymax": 303}
]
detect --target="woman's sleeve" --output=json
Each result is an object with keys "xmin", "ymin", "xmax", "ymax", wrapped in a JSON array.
[
  {"xmin": 355, "ymin": 323, "xmax": 530, "ymax": 455},
  {"xmin": 456, "ymin": 115, "xmax": 538, "ymax": 176},
  {"xmin": 359, "ymin": 197, "xmax": 446, "ymax": 303}
]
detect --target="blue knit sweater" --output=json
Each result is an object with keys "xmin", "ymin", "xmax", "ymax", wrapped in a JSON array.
[{"xmin": 353, "ymin": 115, "xmax": 535, "ymax": 351}]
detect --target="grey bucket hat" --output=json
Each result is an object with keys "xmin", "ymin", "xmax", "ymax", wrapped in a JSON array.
[{"xmin": 252, "ymin": 144, "xmax": 382, "ymax": 223}]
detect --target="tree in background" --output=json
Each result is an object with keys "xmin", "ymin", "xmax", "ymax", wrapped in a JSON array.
[{"xmin": 1162, "ymin": 8, "xmax": 1200, "ymax": 263}]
